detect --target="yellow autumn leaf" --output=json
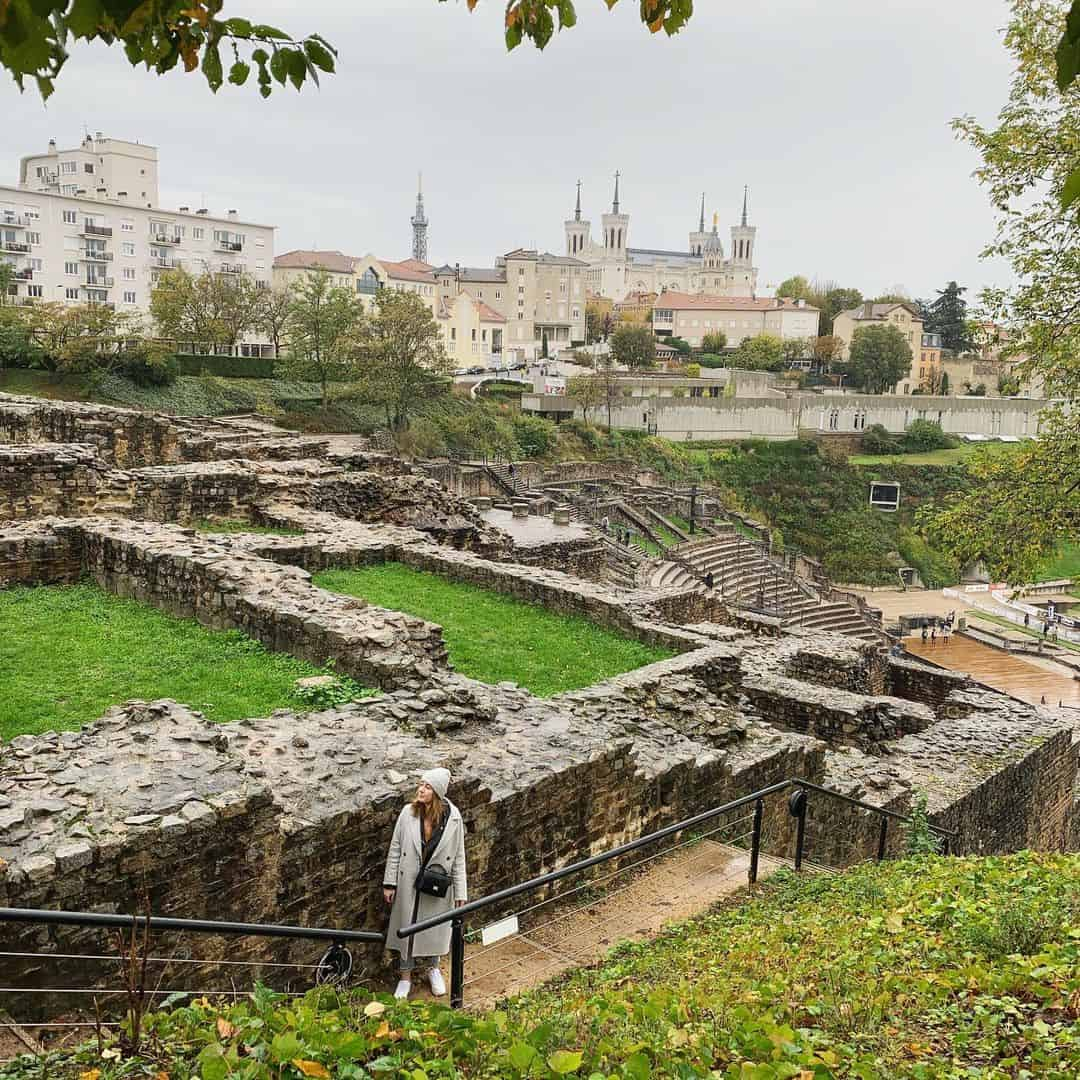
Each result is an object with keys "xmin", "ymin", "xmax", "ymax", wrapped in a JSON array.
[
  {"xmin": 374, "ymin": 1021, "xmax": 390, "ymax": 1038},
  {"xmin": 885, "ymin": 912, "xmax": 904, "ymax": 933},
  {"xmin": 156, "ymin": 1072, "xmax": 169, "ymax": 1080},
  {"xmin": 292, "ymin": 1060, "xmax": 330, "ymax": 1079},
  {"xmin": 216, "ymin": 1017, "xmax": 237, "ymax": 1039},
  {"xmin": 363, "ymin": 1000, "xmax": 386, "ymax": 1018},
  {"xmin": 79, "ymin": 1070, "xmax": 101, "ymax": 1080}
]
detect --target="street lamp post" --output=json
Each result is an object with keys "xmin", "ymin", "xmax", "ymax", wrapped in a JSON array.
[{"xmin": 688, "ymin": 484, "xmax": 698, "ymax": 534}]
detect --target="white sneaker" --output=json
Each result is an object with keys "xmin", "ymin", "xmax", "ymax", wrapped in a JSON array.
[
  {"xmin": 427, "ymin": 967, "xmax": 447, "ymax": 997},
  {"xmin": 394, "ymin": 979, "xmax": 411, "ymax": 1000}
]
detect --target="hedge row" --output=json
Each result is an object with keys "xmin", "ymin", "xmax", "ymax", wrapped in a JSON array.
[{"xmin": 176, "ymin": 354, "xmax": 276, "ymax": 379}]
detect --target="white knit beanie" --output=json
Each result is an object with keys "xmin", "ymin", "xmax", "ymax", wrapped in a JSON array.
[{"xmin": 420, "ymin": 767, "xmax": 451, "ymax": 799}]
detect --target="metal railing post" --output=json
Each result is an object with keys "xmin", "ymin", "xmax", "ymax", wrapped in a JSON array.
[
  {"xmin": 450, "ymin": 917, "xmax": 465, "ymax": 1008},
  {"xmin": 789, "ymin": 788, "xmax": 808, "ymax": 871},
  {"xmin": 748, "ymin": 798, "xmax": 764, "ymax": 886},
  {"xmin": 876, "ymin": 816, "xmax": 889, "ymax": 862}
]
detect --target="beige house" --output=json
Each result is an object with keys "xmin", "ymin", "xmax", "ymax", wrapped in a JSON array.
[
  {"xmin": 437, "ymin": 291, "xmax": 505, "ymax": 366},
  {"xmin": 432, "ymin": 249, "xmax": 587, "ymax": 361},
  {"xmin": 272, "ymin": 249, "xmax": 356, "ymax": 292},
  {"xmin": 833, "ymin": 302, "xmax": 924, "ymax": 393},
  {"xmin": 652, "ymin": 293, "xmax": 820, "ymax": 347}
]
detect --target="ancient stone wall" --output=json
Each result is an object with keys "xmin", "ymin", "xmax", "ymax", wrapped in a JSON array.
[
  {"xmin": 887, "ymin": 656, "xmax": 973, "ymax": 714},
  {"xmin": 0, "ymin": 445, "xmax": 104, "ymax": 520},
  {"xmin": 784, "ymin": 640, "xmax": 887, "ymax": 695},
  {"xmin": 0, "ymin": 520, "xmax": 83, "ymax": 587}
]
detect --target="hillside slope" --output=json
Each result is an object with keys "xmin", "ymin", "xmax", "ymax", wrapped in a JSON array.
[{"xmin": 3, "ymin": 853, "xmax": 1077, "ymax": 1079}]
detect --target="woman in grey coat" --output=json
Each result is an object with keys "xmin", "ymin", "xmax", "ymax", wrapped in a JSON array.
[{"xmin": 382, "ymin": 767, "xmax": 467, "ymax": 999}]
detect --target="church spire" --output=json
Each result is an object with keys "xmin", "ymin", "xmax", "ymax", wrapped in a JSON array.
[
  {"xmin": 699, "ymin": 192, "xmax": 705, "ymax": 233},
  {"xmin": 741, "ymin": 184, "xmax": 749, "ymax": 227},
  {"xmin": 612, "ymin": 170, "xmax": 620, "ymax": 214},
  {"xmin": 575, "ymin": 179, "xmax": 582, "ymax": 222},
  {"xmin": 411, "ymin": 171, "xmax": 428, "ymax": 262}
]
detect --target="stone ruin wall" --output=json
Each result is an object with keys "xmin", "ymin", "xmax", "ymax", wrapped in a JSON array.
[{"xmin": 1, "ymin": 393, "xmax": 1078, "ymax": 1016}]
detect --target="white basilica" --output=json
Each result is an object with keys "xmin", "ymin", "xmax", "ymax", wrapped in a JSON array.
[{"xmin": 564, "ymin": 174, "xmax": 759, "ymax": 303}]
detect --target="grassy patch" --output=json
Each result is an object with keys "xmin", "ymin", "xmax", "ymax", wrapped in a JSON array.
[
  {"xmin": 967, "ymin": 610, "xmax": 1080, "ymax": 654},
  {"xmin": 0, "ymin": 583, "xmax": 364, "ymax": 739},
  {"xmin": 1036, "ymin": 541, "xmax": 1080, "ymax": 583},
  {"xmin": 849, "ymin": 441, "xmax": 1021, "ymax": 466},
  {"xmin": 5, "ymin": 853, "xmax": 1077, "ymax": 1078},
  {"xmin": 313, "ymin": 562, "xmax": 673, "ymax": 694},
  {"xmin": 194, "ymin": 520, "xmax": 305, "ymax": 536}
]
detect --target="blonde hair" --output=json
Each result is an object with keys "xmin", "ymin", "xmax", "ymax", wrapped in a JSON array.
[{"xmin": 411, "ymin": 789, "xmax": 446, "ymax": 832}]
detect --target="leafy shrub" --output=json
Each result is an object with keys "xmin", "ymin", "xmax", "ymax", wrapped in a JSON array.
[
  {"xmin": 897, "ymin": 527, "xmax": 960, "ymax": 588},
  {"xmin": 177, "ymin": 353, "xmax": 276, "ymax": 378},
  {"xmin": 901, "ymin": 419, "xmax": 957, "ymax": 452},
  {"xmin": 510, "ymin": 413, "xmax": 557, "ymax": 458},
  {"xmin": 293, "ymin": 674, "xmax": 377, "ymax": 711},
  {"xmin": 120, "ymin": 344, "xmax": 180, "ymax": 387},
  {"xmin": 559, "ymin": 418, "xmax": 602, "ymax": 451},
  {"xmin": 861, "ymin": 423, "xmax": 899, "ymax": 454},
  {"xmin": 697, "ymin": 352, "xmax": 727, "ymax": 368},
  {"xmin": 0, "ymin": 321, "xmax": 45, "ymax": 369}
]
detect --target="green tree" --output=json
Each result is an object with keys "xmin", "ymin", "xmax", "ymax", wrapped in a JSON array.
[
  {"xmin": 665, "ymin": 335, "xmax": 691, "ymax": 355},
  {"xmin": 0, "ymin": 4, "xmax": 336, "ymax": 100},
  {"xmin": 811, "ymin": 334, "xmax": 843, "ymax": 371},
  {"xmin": 820, "ymin": 286, "xmax": 863, "ymax": 335},
  {"xmin": 685, "ymin": 362, "xmax": 701, "ymax": 378},
  {"xmin": 0, "ymin": 263, "xmax": 13, "ymax": 306},
  {"xmin": 609, "ymin": 323, "xmax": 655, "ymax": 369},
  {"xmin": 776, "ymin": 275, "xmax": 812, "ymax": 300},
  {"xmin": 840, "ymin": 324, "xmax": 911, "ymax": 393},
  {"xmin": 731, "ymin": 333, "xmax": 784, "ymax": 371},
  {"xmin": 150, "ymin": 268, "xmax": 263, "ymax": 348},
  {"xmin": 701, "ymin": 330, "xmax": 727, "ymax": 353},
  {"xmin": 781, "ymin": 337, "xmax": 809, "ymax": 365},
  {"xmin": 925, "ymin": 281, "xmax": 974, "ymax": 353},
  {"xmin": 924, "ymin": 0, "xmax": 1080, "ymax": 583},
  {"xmin": 568, "ymin": 371, "xmax": 604, "ymax": 423},
  {"xmin": 358, "ymin": 289, "xmax": 454, "ymax": 430},
  {"xmin": 282, "ymin": 270, "xmax": 367, "ymax": 409},
  {"xmin": 256, "ymin": 283, "xmax": 293, "ymax": 358}
]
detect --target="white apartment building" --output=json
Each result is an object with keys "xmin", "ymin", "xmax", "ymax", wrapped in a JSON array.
[
  {"xmin": 2, "ymin": 135, "xmax": 275, "ymax": 352},
  {"xmin": 652, "ymin": 293, "xmax": 820, "ymax": 348}
]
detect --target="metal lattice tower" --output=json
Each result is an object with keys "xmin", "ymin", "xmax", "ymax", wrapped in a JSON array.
[{"xmin": 411, "ymin": 172, "xmax": 428, "ymax": 262}]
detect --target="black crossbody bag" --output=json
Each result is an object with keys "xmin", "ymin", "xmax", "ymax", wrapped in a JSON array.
[{"xmin": 415, "ymin": 810, "xmax": 452, "ymax": 898}]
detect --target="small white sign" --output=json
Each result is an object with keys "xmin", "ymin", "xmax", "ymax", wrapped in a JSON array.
[
  {"xmin": 964, "ymin": 584, "xmax": 990, "ymax": 593},
  {"xmin": 480, "ymin": 915, "xmax": 519, "ymax": 947}
]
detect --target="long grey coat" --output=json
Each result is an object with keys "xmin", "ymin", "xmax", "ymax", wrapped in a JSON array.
[{"xmin": 383, "ymin": 801, "xmax": 468, "ymax": 959}]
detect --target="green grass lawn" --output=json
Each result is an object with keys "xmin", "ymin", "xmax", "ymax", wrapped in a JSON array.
[
  {"xmin": 10, "ymin": 853, "xmax": 1077, "ymax": 1079},
  {"xmin": 194, "ymin": 519, "xmax": 305, "ymax": 536},
  {"xmin": 1036, "ymin": 541, "xmax": 1080, "ymax": 583},
  {"xmin": 849, "ymin": 441, "xmax": 1022, "ymax": 467},
  {"xmin": 313, "ymin": 563, "xmax": 674, "ymax": 695},
  {"xmin": 0, "ymin": 583, "xmax": 345, "ymax": 739},
  {"xmin": 967, "ymin": 610, "xmax": 1080, "ymax": 654}
]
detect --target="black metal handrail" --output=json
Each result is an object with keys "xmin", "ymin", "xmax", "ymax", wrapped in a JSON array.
[
  {"xmin": 0, "ymin": 909, "xmax": 385, "ymax": 992},
  {"xmin": 399, "ymin": 777, "xmax": 956, "ymax": 1006}
]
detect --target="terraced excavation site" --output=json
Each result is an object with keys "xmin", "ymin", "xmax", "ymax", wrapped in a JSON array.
[{"xmin": 0, "ymin": 392, "xmax": 1077, "ymax": 1031}]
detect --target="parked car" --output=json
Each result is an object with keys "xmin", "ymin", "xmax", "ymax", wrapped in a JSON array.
[{"xmin": 466, "ymin": 365, "xmax": 485, "ymax": 375}]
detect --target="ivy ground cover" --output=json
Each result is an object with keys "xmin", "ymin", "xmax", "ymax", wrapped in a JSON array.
[
  {"xmin": 0, "ymin": 582, "xmax": 351, "ymax": 738},
  {"xmin": 4, "ymin": 853, "xmax": 1077, "ymax": 1079},
  {"xmin": 313, "ymin": 563, "xmax": 674, "ymax": 696}
]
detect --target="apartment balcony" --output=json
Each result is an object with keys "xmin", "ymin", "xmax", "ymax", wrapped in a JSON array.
[
  {"xmin": 215, "ymin": 240, "xmax": 244, "ymax": 252},
  {"xmin": 218, "ymin": 262, "xmax": 244, "ymax": 275},
  {"xmin": 82, "ymin": 249, "xmax": 114, "ymax": 262},
  {"xmin": 150, "ymin": 257, "xmax": 183, "ymax": 269},
  {"xmin": 1, "ymin": 240, "xmax": 31, "ymax": 253},
  {"xmin": 151, "ymin": 234, "xmax": 182, "ymax": 245},
  {"xmin": 12, "ymin": 268, "xmax": 33, "ymax": 281},
  {"xmin": 86, "ymin": 300, "xmax": 115, "ymax": 310},
  {"xmin": 80, "ymin": 223, "xmax": 113, "ymax": 238},
  {"xmin": 83, "ymin": 277, "xmax": 114, "ymax": 288},
  {"xmin": 0, "ymin": 214, "xmax": 30, "ymax": 228}
]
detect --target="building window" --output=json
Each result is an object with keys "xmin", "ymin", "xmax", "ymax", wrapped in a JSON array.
[
  {"xmin": 450, "ymin": 328, "xmax": 456, "ymax": 341},
  {"xmin": 123, "ymin": 290, "xmax": 136, "ymax": 304},
  {"xmin": 121, "ymin": 220, "xmax": 134, "ymax": 232},
  {"xmin": 62, "ymin": 185, "xmax": 77, "ymax": 196},
  {"xmin": 61, "ymin": 161, "xmax": 77, "ymax": 174},
  {"xmin": 65, "ymin": 287, "xmax": 79, "ymax": 299},
  {"xmin": 517, "ymin": 312, "xmax": 523, "ymax": 319},
  {"xmin": 471, "ymin": 328, "xmax": 476, "ymax": 341},
  {"xmin": 193, "ymin": 227, "xmax": 204, "ymax": 240},
  {"xmin": 495, "ymin": 290, "xmax": 501, "ymax": 299},
  {"xmin": 123, "ymin": 267, "xmax": 136, "ymax": 280},
  {"xmin": 121, "ymin": 242, "xmax": 135, "ymax": 256},
  {"xmin": 64, "ymin": 261, "xmax": 78, "ymax": 275},
  {"xmin": 62, "ymin": 209, "xmax": 77, "ymax": 225},
  {"xmin": 518, "ymin": 267, "xmax": 525, "ymax": 276},
  {"xmin": 84, "ymin": 163, "xmax": 94, "ymax": 174},
  {"xmin": 29, "ymin": 258, "xmax": 42, "ymax": 271},
  {"xmin": 828, "ymin": 409, "xmax": 839, "ymax": 431},
  {"xmin": 27, "ymin": 285, "xmax": 43, "ymax": 297},
  {"xmin": 27, "ymin": 232, "xmax": 41, "ymax": 245}
]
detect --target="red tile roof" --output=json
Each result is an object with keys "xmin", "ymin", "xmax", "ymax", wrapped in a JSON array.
[
  {"xmin": 475, "ymin": 300, "xmax": 506, "ymax": 323},
  {"xmin": 378, "ymin": 258, "xmax": 435, "ymax": 283},
  {"xmin": 274, "ymin": 249, "xmax": 356, "ymax": 273},
  {"xmin": 655, "ymin": 292, "xmax": 819, "ymax": 312}
]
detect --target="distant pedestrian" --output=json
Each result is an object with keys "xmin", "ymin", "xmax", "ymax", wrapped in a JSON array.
[
  {"xmin": 1024, "ymin": 612, "xmax": 1031, "ymax": 628},
  {"xmin": 704, "ymin": 571, "xmax": 715, "ymax": 590},
  {"xmin": 943, "ymin": 625, "xmax": 950, "ymax": 646},
  {"xmin": 930, "ymin": 626, "xmax": 937, "ymax": 645},
  {"xmin": 507, "ymin": 462, "xmax": 516, "ymax": 480},
  {"xmin": 1040, "ymin": 695, "xmax": 1047, "ymax": 705},
  {"xmin": 600, "ymin": 515, "xmax": 610, "ymax": 534},
  {"xmin": 921, "ymin": 625, "xmax": 928, "ymax": 645}
]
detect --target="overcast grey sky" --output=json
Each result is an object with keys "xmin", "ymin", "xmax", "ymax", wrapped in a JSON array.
[{"xmin": 3, "ymin": 0, "xmax": 1015, "ymax": 298}]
